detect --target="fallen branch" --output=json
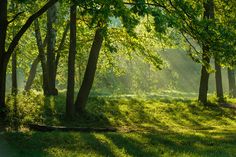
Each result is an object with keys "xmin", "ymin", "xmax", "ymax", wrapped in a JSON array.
[
  {"xmin": 28, "ymin": 124, "xmax": 117, "ymax": 132},
  {"xmin": 220, "ymin": 103, "xmax": 236, "ymax": 110}
]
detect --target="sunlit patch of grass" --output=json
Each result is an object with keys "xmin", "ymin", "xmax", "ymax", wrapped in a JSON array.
[
  {"xmin": 4, "ymin": 91, "xmax": 236, "ymax": 156},
  {"xmin": 3, "ymin": 129, "xmax": 236, "ymax": 157}
]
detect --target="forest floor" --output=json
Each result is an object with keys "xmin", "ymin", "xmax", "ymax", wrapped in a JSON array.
[{"xmin": 1, "ymin": 92, "xmax": 236, "ymax": 157}]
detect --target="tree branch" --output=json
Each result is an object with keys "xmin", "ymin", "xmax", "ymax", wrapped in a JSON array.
[
  {"xmin": 8, "ymin": 11, "xmax": 24, "ymax": 24},
  {"xmin": 6, "ymin": 0, "xmax": 58, "ymax": 60},
  {"xmin": 55, "ymin": 22, "xmax": 70, "ymax": 70}
]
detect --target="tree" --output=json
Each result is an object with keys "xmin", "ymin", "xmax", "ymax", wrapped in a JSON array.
[
  {"xmin": 25, "ymin": 21, "xmax": 69, "ymax": 92},
  {"xmin": 146, "ymin": 0, "xmax": 236, "ymax": 104},
  {"xmin": 66, "ymin": 3, "xmax": 76, "ymax": 117},
  {"xmin": 198, "ymin": 0, "xmax": 215, "ymax": 104},
  {"xmin": 46, "ymin": 3, "xmax": 58, "ymax": 95},
  {"xmin": 75, "ymin": 28, "xmax": 104, "ymax": 113},
  {"xmin": 228, "ymin": 68, "xmax": 236, "ymax": 97},
  {"xmin": 0, "ymin": 0, "xmax": 58, "ymax": 118},
  {"xmin": 72, "ymin": 0, "xmax": 141, "ymax": 113}
]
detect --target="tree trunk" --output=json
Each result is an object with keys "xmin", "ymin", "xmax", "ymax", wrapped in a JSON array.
[
  {"xmin": 215, "ymin": 61, "xmax": 224, "ymax": 101},
  {"xmin": 11, "ymin": 51, "xmax": 17, "ymax": 95},
  {"xmin": 0, "ymin": 0, "xmax": 8, "ymax": 118},
  {"xmin": 198, "ymin": 0, "xmax": 214, "ymax": 104},
  {"xmin": 46, "ymin": 4, "xmax": 58, "ymax": 95},
  {"xmin": 0, "ymin": 57, "xmax": 7, "ymax": 118},
  {"xmin": 55, "ymin": 22, "xmax": 70, "ymax": 75},
  {"xmin": 75, "ymin": 28, "xmax": 104, "ymax": 113},
  {"xmin": 66, "ymin": 4, "xmax": 76, "ymax": 117},
  {"xmin": 34, "ymin": 19, "xmax": 50, "ymax": 95},
  {"xmin": 227, "ymin": 68, "xmax": 236, "ymax": 98},
  {"xmin": 0, "ymin": 0, "xmax": 59, "ymax": 117},
  {"xmin": 198, "ymin": 51, "xmax": 210, "ymax": 104},
  {"xmin": 24, "ymin": 55, "xmax": 40, "ymax": 91},
  {"xmin": 25, "ymin": 22, "xmax": 69, "ymax": 92}
]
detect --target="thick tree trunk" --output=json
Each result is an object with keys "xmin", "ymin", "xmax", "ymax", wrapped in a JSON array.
[
  {"xmin": 214, "ymin": 61, "xmax": 224, "ymax": 101},
  {"xmin": 198, "ymin": 51, "xmax": 210, "ymax": 104},
  {"xmin": 75, "ymin": 28, "xmax": 104, "ymax": 113},
  {"xmin": 66, "ymin": 4, "xmax": 76, "ymax": 117},
  {"xmin": 11, "ymin": 51, "xmax": 17, "ymax": 95},
  {"xmin": 24, "ymin": 55, "xmax": 40, "ymax": 91},
  {"xmin": 0, "ymin": 0, "xmax": 8, "ymax": 118},
  {"xmin": 198, "ymin": 0, "xmax": 214, "ymax": 104},
  {"xmin": 227, "ymin": 68, "xmax": 236, "ymax": 98},
  {"xmin": 46, "ymin": 4, "xmax": 58, "ymax": 95},
  {"xmin": 0, "ymin": 57, "xmax": 7, "ymax": 118}
]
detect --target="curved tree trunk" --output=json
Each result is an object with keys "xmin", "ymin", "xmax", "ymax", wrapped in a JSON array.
[
  {"xmin": 227, "ymin": 68, "xmax": 236, "ymax": 98},
  {"xmin": 66, "ymin": 4, "xmax": 76, "ymax": 117},
  {"xmin": 75, "ymin": 28, "xmax": 104, "ymax": 113}
]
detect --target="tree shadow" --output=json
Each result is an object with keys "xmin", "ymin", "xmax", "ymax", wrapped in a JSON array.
[
  {"xmin": 4, "ymin": 131, "xmax": 116, "ymax": 157},
  {"xmin": 143, "ymin": 131, "xmax": 235, "ymax": 157},
  {"xmin": 105, "ymin": 133, "xmax": 158, "ymax": 157}
]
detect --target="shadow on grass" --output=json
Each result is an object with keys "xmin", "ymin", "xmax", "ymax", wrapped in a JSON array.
[
  {"xmin": 4, "ymin": 129, "xmax": 236, "ymax": 157},
  {"xmin": 4, "ymin": 131, "xmax": 116, "ymax": 157}
]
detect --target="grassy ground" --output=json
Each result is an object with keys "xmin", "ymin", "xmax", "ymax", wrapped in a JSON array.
[{"xmin": 2, "ymin": 92, "xmax": 236, "ymax": 157}]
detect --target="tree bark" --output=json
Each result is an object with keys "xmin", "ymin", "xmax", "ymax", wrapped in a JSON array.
[
  {"xmin": 198, "ymin": 50, "xmax": 210, "ymax": 104},
  {"xmin": 215, "ymin": 61, "xmax": 224, "ymax": 101},
  {"xmin": 66, "ymin": 4, "xmax": 76, "ymax": 117},
  {"xmin": 227, "ymin": 68, "xmax": 236, "ymax": 98},
  {"xmin": 34, "ymin": 19, "xmax": 50, "ymax": 95},
  {"xmin": 46, "ymin": 4, "xmax": 58, "ymax": 95},
  {"xmin": 11, "ymin": 51, "xmax": 17, "ymax": 95},
  {"xmin": 55, "ymin": 22, "xmax": 70, "ymax": 75},
  {"xmin": 24, "ymin": 55, "xmax": 40, "ymax": 91},
  {"xmin": 0, "ymin": 57, "xmax": 7, "ymax": 118},
  {"xmin": 0, "ymin": 0, "xmax": 8, "ymax": 118},
  {"xmin": 198, "ymin": 0, "xmax": 214, "ymax": 104},
  {"xmin": 75, "ymin": 28, "xmax": 104, "ymax": 113}
]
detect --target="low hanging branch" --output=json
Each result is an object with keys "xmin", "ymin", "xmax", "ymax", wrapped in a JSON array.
[{"xmin": 28, "ymin": 124, "xmax": 117, "ymax": 132}]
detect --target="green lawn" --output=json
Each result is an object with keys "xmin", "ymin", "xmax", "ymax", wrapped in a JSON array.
[{"xmin": 2, "ymin": 93, "xmax": 236, "ymax": 157}]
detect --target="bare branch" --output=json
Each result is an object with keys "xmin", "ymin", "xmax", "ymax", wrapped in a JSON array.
[{"xmin": 8, "ymin": 11, "xmax": 24, "ymax": 24}]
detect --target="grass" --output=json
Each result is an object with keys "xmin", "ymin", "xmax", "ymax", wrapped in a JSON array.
[{"xmin": 1, "ymin": 92, "xmax": 236, "ymax": 157}]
